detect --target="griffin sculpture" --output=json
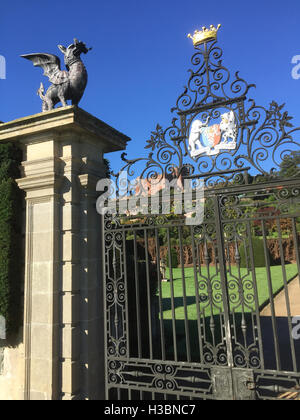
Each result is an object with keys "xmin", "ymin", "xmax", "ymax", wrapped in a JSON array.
[{"xmin": 21, "ymin": 39, "xmax": 91, "ymax": 112}]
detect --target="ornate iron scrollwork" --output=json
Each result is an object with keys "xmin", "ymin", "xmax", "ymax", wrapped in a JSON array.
[{"xmin": 112, "ymin": 31, "xmax": 300, "ymax": 191}]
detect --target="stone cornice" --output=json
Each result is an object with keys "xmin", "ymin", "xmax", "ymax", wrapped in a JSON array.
[
  {"xmin": 16, "ymin": 173, "xmax": 63, "ymax": 193},
  {"xmin": 0, "ymin": 106, "xmax": 131, "ymax": 153}
]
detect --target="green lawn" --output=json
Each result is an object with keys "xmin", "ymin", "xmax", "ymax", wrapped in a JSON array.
[
  {"xmin": 160, "ymin": 264, "xmax": 298, "ymax": 320},
  {"xmin": 156, "ymin": 264, "xmax": 298, "ymax": 360}
]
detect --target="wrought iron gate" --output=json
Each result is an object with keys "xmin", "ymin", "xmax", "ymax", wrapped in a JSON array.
[{"xmin": 102, "ymin": 26, "xmax": 300, "ymax": 400}]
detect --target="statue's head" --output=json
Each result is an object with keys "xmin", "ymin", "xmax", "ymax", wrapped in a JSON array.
[{"xmin": 58, "ymin": 39, "xmax": 91, "ymax": 69}]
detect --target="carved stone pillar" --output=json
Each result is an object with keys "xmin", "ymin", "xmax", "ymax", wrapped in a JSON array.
[{"xmin": 0, "ymin": 106, "xmax": 129, "ymax": 400}]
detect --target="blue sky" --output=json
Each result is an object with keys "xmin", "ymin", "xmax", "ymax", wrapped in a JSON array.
[{"xmin": 1, "ymin": 0, "xmax": 300, "ymax": 172}]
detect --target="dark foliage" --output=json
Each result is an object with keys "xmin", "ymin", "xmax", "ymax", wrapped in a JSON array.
[
  {"xmin": 239, "ymin": 237, "xmax": 273, "ymax": 268},
  {"xmin": 279, "ymin": 152, "xmax": 300, "ymax": 178},
  {"xmin": 166, "ymin": 247, "xmax": 179, "ymax": 268},
  {"xmin": 0, "ymin": 143, "xmax": 23, "ymax": 336}
]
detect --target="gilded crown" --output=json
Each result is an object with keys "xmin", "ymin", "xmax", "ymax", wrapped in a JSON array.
[{"xmin": 188, "ymin": 24, "xmax": 221, "ymax": 46}]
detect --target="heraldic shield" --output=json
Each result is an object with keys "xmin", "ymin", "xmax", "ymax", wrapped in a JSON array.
[
  {"xmin": 201, "ymin": 124, "xmax": 222, "ymax": 148},
  {"xmin": 188, "ymin": 110, "xmax": 238, "ymax": 157}
]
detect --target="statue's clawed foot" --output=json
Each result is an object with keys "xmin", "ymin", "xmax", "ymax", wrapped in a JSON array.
[{"xmin": 58, "ymin": 96, "xmax": 68, "ymax": 108}]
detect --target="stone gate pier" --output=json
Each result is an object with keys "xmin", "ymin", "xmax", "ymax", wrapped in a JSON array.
[{"xmin": 0, "ymin": 106, "xmax": 130, "ymax": 400}]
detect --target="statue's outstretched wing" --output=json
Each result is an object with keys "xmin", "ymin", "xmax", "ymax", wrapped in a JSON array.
[{"xmin": 20, "ymin": 53, "xmax": 69, "ymax": 84}]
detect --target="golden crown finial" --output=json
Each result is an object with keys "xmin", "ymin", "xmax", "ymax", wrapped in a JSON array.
[{"xmin": 187, "ymin": 24, "xmax": 221, "ymax": 46}]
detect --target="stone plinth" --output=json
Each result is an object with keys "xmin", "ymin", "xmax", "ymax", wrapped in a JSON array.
[{"xmin": 0, "ymin": 106, "xmax": 130, "ymax": 400}]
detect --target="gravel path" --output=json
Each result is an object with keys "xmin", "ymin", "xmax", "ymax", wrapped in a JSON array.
[{"xmin": 260, "ymin": 277, "xmax": 300, "ymax": 317}]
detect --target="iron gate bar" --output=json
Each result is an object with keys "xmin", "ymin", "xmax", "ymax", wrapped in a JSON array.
[
  {"xmin": 133, "ymin": 230, "xmax": 142, "ymax": 359},
  {"xmin": 183, "ymin": 166, "xmax": 251, "ymax": 179},
  {"xmin": 215, "ymin": 214, "xmax": 300, "ymax": 225},
  {"xmin": 103, "ymin": 216, "xmax": 107, "ymax": 401},
  {"xmin": 234, "ymin": 235, "xmax": 248, "ymax": 351},
  {"xmin": 203, "ymin": 237, "xmax": 216, "ymax": 352},
  {"xmin": 122, "ymin": 231, "xmax": 130, "ymax": 358},
  {"xmin": 112, "ymin": 244, "xmax": 118, "ymax": 349},
  {"xmin": 261, "ymin": 220, "xmax": 282, "ymax": 371},
  {"xmin": 106, "ymin": 358, "xmax": 215, "ymax": 399},
  {"xmin": 190, "ymin": 226, "xmax": 204, "ymax": 364},
  {"xmin": 254, "ymin": 371, "xmax": 300, "ymax": 400},
  {"xmin": 159, "ymin": 229, "xmax": 168, "ymax": 362},
  {"xmin": 246, "ymin": 224, "xmax": 265, "ymax": 371},
  {"xmin": 276, "ymin": 219, "xmax": 298, "ymax": 372},
  {"xmin": 178, "ymin": 226, "xmax": 192, "ymax": 363},
  {"xmin": 177, "ymin": 96, "xmax": 248, "ymax": 117},
  {"xmin": 292, "ymin": 217, "xmax": 300, "ymax": 289},
  {"xmin": 202, "ymin": 180, "xmax": 300, "ymax": 200},
  {"xmin": 167, "ymin": 227, "xmax": 178, "ymax": 362},
  {"xmin": 213, "ymin": 195, "xmax": 234, "ymax": 369},
  {"xmin": 154, "ymin": 228, "xmax": 166, "ymax": 361},
  {"xmin": 144, "ymin": 229, "xmax": 154, "ymax": 360}
]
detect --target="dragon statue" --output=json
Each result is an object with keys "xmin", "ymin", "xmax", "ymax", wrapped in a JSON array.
[{"xmin": 21, "ymin": 38, "xmax": 91, "ymax": 112}]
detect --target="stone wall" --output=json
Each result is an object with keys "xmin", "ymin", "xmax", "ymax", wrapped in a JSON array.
[{"xmin": 0, "ymin": 331, "xmax": 25, "ymax": 400}]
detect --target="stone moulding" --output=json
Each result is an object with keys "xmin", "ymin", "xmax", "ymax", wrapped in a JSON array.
[{"xmin": 0, "ymin": 106, "xmax": 131, "ymax": 153}]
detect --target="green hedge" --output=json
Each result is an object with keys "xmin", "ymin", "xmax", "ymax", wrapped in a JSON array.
[
  {"xmin": 166, "ymin": 247, "xmax": 179, "ymax": 268},
  {"xmin": 0, "ymin": 142, "xmax": 23, "ymax": 337},
  {"xmin": 239, "ymin": 237, "xmax": 273, "ymax": 268}
]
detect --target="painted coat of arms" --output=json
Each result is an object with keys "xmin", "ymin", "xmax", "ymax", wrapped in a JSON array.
[{"xmin": 188, "ymin": 110, "xmax": 238, "ymax": 157}]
